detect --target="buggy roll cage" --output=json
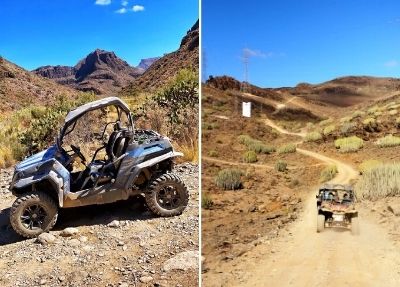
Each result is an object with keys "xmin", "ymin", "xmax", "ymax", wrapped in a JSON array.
[{"xmin": 56, "ymin": 97, "xmax": 134, "ymax": 151}]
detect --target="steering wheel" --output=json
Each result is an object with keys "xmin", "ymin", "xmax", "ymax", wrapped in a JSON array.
[{"xmin": 70, "ymin": 145, "xmax": 86, "ymax": 163}]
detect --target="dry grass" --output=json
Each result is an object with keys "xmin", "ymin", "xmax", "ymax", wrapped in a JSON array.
[
  {"xmin": 175, "ymin": 140, "xmax": 198, "ymax": 163},
  {"xmin": 323, "ymin": 124, "xmax": 336, "ymax": 135},
  {"xmin": 359, "ymin": 159, "xmax": 382, "ymax": 174},
  {"xmin": 243, "ymin": 150, "xmax": 257, "ymax": 163},
  {"xmin": 0, "ymin": 147, "xmax": 15, "ymax": 169},
  {"xmin": 375, "ymin": 134, "xmax": 400, "ymax": 148},
  {"xmin": 355, "ymin": 163, "xmax": 400, "ymax": 200}
]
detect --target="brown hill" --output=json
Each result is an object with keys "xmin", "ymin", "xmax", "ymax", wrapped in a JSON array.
[
  {"xmin": 291, "ymin": 76, "xmax": 400, "ymax": 107},
  {"xmin": 123, "ymin": 20, "xmax": 199, "ymax": 93},
  {"xmin": 34, "ymin": 49, "xmax": 143, "ymax": 95},
  {"xmin": 0, "ymin": 56, "xmax": 79, "ymax": 112}
]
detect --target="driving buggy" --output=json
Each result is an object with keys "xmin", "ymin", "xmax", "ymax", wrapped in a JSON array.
[
  {"xmin": 8, "ymin": 97, "xmax": 189, "ymax": 238},
  {"xmin": 316, "ymin": 184, "xmax": 359, "ymax": 235}
]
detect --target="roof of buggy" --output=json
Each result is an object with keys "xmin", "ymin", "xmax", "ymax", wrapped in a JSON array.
[
  {"xmin": 319, "ymin": 183, "xmax": 353, "ymax": 191},
  {"xmin": 64, "ymin": 97, "xmax": 130, "ymax": 124}
]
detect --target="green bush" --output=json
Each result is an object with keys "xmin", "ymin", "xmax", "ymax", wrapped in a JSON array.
[
  {"xmin": 359, "ymin": 159, "xmax": 382, "ymax": 174},
  {"xmin": 375, "ymin": 134, "xmax": 400, "ymax": 148},
  {"xmin": 305, "ymin": 131, "xmax": 322, "ymax": 142},
  {"xmin": 323, "ymin": 125, "xmax": 336, "ymax": 135},
  {"xmin": 355, "ymin": 163, "xmax": 400, "ymax": 200},
  {"xmin": 334, "ymin": 136, "xmax": 364, "ymax": 153},
  {"xmin": 243, "ymin": 150, "xmax": 257, "ymax": 163},
  {"xmin": 320, "ymin": 165, "xmax": 338, "ymax": 182},
  {"xmin": 275, "ymin": 160, "xmax": 288, "ymax": 172},
  {"xmin": 202, "ymin": 193, "xmax": 213, "ymax": 209},
  {"xmin": 277, "ymin": 143, "xmax": 296, "ymax": 154},
  {"xmin": 215, "ymin": 169, "xmax": 243, "ymax": 190}
]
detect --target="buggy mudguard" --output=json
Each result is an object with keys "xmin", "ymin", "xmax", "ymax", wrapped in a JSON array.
[
  {"xmin": 10, "ymin": 159, "xmax": 70, "ymax": 208},
  {"xmin": 116, "ymin": 150, "xmax": 183, "ymax": 190}
]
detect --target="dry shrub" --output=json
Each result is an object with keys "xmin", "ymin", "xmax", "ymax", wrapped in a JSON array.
[
  {"xmin": 277, "ymin": 143, "xmax": 296, "ymax": 154},
  {"xmin": 320, "ymin": 165, "xmax": 338, "ymax": 182},
  {"xmin": 215, "ymin": 169, "xmax": 243, "ymax": 190},
  {"xmin": 305, "ymin": 131, "xmax": 322, "ymax": 142},
  {"xmin": 334, "ymin": 136, "xmax": 363, "ymax": 153}
]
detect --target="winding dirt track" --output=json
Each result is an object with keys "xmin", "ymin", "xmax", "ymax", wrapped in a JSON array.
[{"xmin": 219, "ymin": 118, "xmax": 400, "ymax": 287}]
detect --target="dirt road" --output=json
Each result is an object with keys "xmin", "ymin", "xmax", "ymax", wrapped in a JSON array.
[{"xmin": 226, "ymin": 118, "xmax": 400, "ymax": 287}]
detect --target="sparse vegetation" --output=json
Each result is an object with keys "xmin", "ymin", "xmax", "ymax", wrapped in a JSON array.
[
  {"xmin": 340, "ymin": 122, "xmax": 356, "ymax": 135},
  {"xmin": 208, "ymin": 150, "xmax": 218, "ymax": 157},
  {"xmin": 389, "ymin": 109, "xmax": 398, "ymax": 116},
  {"xmin": 275, "ymin": 160, "xmax": 287, "ymax": 172},
  {"xmin": 367, "ymin": 106, "xmax": 379, "ymax": 115},
  {"xmin": 0, "ymin": 93, "xmax": 96, "ymax": 162},
  {"xmin": 352, "ymin": 110, "xmax": 365, "ymax": 118},
  {"xmin": 323, "ymin": 124, "xmax": 336, "ymax": 135},
  {"xmin": 334, "ymin": 136, "xmax": 364, "ymax": 153},
  {"xmin": 375, "ymin": 134, "xmax": 400, "ymax": 148},
  {"xmin": 320, "ymin": 165, "xmax": 338, "ymax": 182},
  {"xmin": 319, "ymin": 118, "xmax": 333, "ymax": 126},
  {"xmin": 396, "ymin": 117, "xmax": 400, "ymax": 127},
  {"xmin": 355, "ymin": 163, "xmax": 400, "ymax": 200},
  {"xmin": 202, "ymin": 193, "xmax": 213, "ymax": 209},
  {"xmin": 238, "ymin": 134, "xmax": 275, "ymax": 154},
  {"xmin": 243, "ymin": 150, "xmax": 257, "ymax": 163},
  {"xmin": 215, "ymin": 168, "xmax": 243, "ymax": 190},
  {"xmin": 277, "ymin": 143, "xmax": 297, "ymax": 154},
  {"xmin": 305, "ymin": 131, "xmax": 322, "ymax": 142},
  {"xmin": 359, "ymin": 159, "xmax": 382, "ymax": 174},
  {"xmin": 340, "ymin": 116, "xmax": 353, "ymax": 123}
]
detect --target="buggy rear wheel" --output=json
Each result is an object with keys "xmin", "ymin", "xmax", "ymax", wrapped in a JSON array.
[
  {"xmin": 10, "ymin": 191, "xmax": 58, "ymax": 238},
  {"xmin": 317, "ymin": 214, "xmax": 325, "ymax": 233},
  {"xmin": 145, "ymin": 173, "xmax": 189, "ymax": 217},
  {"xmin": 351, "ymin": 216, "xmax": 360, "ymax": 235}
]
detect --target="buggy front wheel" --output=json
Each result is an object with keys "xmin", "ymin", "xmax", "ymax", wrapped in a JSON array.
[
  {"xmin": 145, "ymin": 173, "xmax": 189, "ymax": 217},
  {"xmin": 351, "ymin": 217, "xmax": 360, "ymax": 235},
  {"xmin": 10, "ymin": 191, "xmax": 58, "ymax": 238},
  {"xmin": 317, "ymin": 214, "xmax": 325, "ymax": 233}
]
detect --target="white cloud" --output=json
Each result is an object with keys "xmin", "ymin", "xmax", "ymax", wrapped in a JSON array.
[
  {"xmin": 243, "ymin": 48, "xmax": 273, "ymax": 58},
  {"xmin": 115, "ymin": 7, "xmax": 127, "ymax": 14},
  {"xmin": 95, "ymin": 0, "xmax": 111, "ymax": 5},
  {"xmin": 132, "ymin": 5, "xmax": 145, "ymax": 12},
  {"xmin": 385, "ymin": 60, "xmax": 399, "ymax": 67},
  {"xmin": 122, "ymin": 0, "xmax": 128, "ymax": 6}
]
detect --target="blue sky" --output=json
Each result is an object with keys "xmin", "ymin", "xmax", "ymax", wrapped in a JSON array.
[
  {"xmin": 0, "ymin": 0, "xmax": 198, "ymax": 70},
  {"xmin": 203, "ymin": 0, "xmax": 400, "ymax": 87}
]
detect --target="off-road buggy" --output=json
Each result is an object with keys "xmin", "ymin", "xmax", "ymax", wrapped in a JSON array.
[
  {"xmin": 316, "ymin": 184, "xmax": 359, "ymax": 235},
  {"xmin": 8, "ymin": 97, "xmax": 189, "ymax": 238}
]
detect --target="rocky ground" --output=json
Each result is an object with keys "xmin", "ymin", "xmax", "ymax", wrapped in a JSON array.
[{"xmin": 0, "ymin": 163, "xmax": 199, "ymax": 287}]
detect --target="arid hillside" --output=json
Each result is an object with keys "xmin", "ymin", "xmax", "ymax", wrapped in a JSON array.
[
  {"xmin": 123, "ymin": 20, "xmax": 199, "ymax": 93},
  {"xmin": 201, "ymin": 76, "xmax": 400, "ymax": 287},
  {"xmin": 0, "ymin": 57, "xmax": 79, "ymax": 112}
]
